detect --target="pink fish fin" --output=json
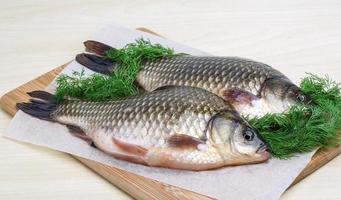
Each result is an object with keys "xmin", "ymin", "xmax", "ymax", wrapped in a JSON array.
[
  {"xmin": 223, "ymin": 88, "xmax": 259, "ymax": 106},
  {"xmin": 167, "ymin": 134, "xmax": 205, "ymax": 149},
  {"xmin": 112, "ymin": 138, "xmax": 148, "ymax": 156},
  {"xmin": 66, "ymin": 124, "xmax": 93, "ymax": 146},
  {"xmin": 108, "ymin": 153, "xmax": 147, "ymax": 165}
]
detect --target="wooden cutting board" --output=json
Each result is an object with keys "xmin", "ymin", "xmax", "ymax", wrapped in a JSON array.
[{"xmin": 1, "ymin": 28, "xmax": 340, "ymax": 200}]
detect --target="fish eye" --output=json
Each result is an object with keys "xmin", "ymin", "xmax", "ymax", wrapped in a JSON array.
[
  {"xmin": 243, "ymin": 129, "xmax": 255, "ymax": 141},
  {"xmin": 297, "ymin": 94, "xmax": 306, "ymax": 102}
]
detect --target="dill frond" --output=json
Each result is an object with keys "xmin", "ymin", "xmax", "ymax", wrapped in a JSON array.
[
  {"xmin": 55, "ymin": 38, "xmax": 175, "ymax": 101},
  {"xmin": 55, "ymin": 38, "xmax": 340, "ymax": 159},
  {"xmin": 250, "ymin": 74, "xmax": 341, "ymax": 158}
]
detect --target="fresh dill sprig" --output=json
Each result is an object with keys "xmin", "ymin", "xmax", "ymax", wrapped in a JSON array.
[
  {"xmin": 55, "ymin": 38, "xmax": 341, "ymax": 159},
  {"xmin": 250, "ymin": 74, "xmax": 341, "ymax": 158},
  {"xmin": 55, "ymin": 38, "xmax": 175, "ymax": 101}
]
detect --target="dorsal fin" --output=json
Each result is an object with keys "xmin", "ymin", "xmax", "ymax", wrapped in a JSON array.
[
  {"xmin": 153, "ymin": 85, "xmax": 179, "ymax": 91},
  {"xmin": 153, "ymin": 85, "xmax": 202, "ymax": 91}
]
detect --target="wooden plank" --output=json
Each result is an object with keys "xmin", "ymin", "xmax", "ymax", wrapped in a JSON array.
[
  {"xmin": 1, "ymin": 28, "xmax": 340, "ymax": 200},
  {"xmin": 291, "ymin": 145, "xmax": 341, "ymax": 186}
]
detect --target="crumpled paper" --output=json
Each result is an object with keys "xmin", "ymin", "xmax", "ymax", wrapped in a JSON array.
[{"xmin": 4, "ymin": 23, "xmax": 315, "ymax": 200}]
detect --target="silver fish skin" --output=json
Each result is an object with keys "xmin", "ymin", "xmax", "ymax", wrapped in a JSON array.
[
  {"xmin": 78, "ymin": 41, "xmax": 311, "ymax": 118},
  {"xmin": 138, "ymin": 56, "xmax": 311, "ymax": 118},
  {"xmin": 18, "ymin": 87, "xmax": 269, "ymax": 171}
]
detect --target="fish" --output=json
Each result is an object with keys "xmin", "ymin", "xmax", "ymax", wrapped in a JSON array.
[
  {"xmin": 77, "ymin": 41, "xmax": 311, "ymax": 118},
  {"xmin": 17, "ymin": 86, "xmax": 269, "ymax": 170}
]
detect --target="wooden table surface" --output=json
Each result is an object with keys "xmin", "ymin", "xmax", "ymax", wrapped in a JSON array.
[{"xmin": 0, "ymin": 1, "xmax": 340, "ymax": 199}]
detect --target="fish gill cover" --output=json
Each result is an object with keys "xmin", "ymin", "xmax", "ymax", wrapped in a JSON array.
[{"xmin": 55, "ymin": 39, "xmax": 341, "ymax": 158}]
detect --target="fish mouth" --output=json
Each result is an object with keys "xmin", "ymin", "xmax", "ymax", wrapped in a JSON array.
[
  {"xmin": 256, "ymin": 143, "xmax": 269, "ymax": 153},
  {"xmin": 256, "ymin": 143, "xmax": 271, "ymax": 160}
]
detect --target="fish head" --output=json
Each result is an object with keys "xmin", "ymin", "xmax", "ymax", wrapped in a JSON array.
[
  {"xmin": 261, "ymin": 77, "xmax": 312, "ymax": 113},
  {"xmin": 209, "ymin": 112, "xmax": 270, "ymax": 164}
]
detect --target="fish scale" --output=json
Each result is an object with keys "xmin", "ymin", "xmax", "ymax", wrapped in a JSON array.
[
  {"xmin": 138, "ymin": 56, "xmax": 284, "ymax": 96},
  {"xmin": 81, "ymin": 46, "xmax": 309, "ymax": 118},
  {"xmin": 52, "ymin": 87, "xmax": 227, "ymax": 145},
  {"xmin": 19, "ymin": 86, "xmax": 270, "ymax": 170}
]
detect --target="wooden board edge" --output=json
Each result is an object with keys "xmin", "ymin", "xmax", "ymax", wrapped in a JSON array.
[
  {"xmin": 291, "ymin": 145, "xmax": 341, "ymax": 186},
  {"xmin": 136, "ymin": 27, "xmax": 164, "ymax": 37},
  {"xmin": 76, "ymin": 156, "xmax": 213, "ymax": 200}
]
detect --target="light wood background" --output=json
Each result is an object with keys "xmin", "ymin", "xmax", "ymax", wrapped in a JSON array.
[{"xmin": 0, "ymin": 1, "xmax": 340, "ymax": 199}]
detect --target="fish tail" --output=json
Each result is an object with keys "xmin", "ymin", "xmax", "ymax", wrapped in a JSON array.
[
  {"xmin": 84, "ymin": 40, "xmax": 113, "ymax": 56},
  {"xmin": 75, "ymin": 53, "xmax": 115, "ymax": 75},
  {"xmin": 16, "ymin": 91, "xmax": 57, "ymax": 121}
]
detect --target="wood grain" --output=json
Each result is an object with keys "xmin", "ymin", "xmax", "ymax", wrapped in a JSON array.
[{"xmin": 0, "ymin": 28, "xmax": 340, "ymax": 200}]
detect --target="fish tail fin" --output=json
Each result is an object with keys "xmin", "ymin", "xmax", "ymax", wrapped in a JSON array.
[
  {"xmin": 84, "ymin": 40, "xmax": 113, "ymax": 56},
  {"xmin": 75, "ymin": 53, "xmax": 115, "ymax": 75},
  {"xmin": 17, "ymin": 91, "xmax": 94, "ymax": 145},
  {"xmin": 16, "ymin": 91, "xmax": 57, "ymax": 121}
]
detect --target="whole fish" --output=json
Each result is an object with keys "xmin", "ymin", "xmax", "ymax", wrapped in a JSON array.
[
  {"xmin": 78, "ymin": 41, "xmax": 311, "ymax": 118},
  {"xmin": 17, "ymin": 86, "xmax": 269, "ymax": 170}
]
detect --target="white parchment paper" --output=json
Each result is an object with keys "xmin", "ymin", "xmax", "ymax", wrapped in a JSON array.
[{"xmin": 4, "ymin": 23, "xmax": 315, "ymax": 200}]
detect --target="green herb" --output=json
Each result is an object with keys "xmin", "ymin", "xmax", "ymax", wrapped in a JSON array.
[
  {"xmin": 55, "ymin": 38, "xmax": 175, "ymax": 101},
  {"xmin": 56, "ymin": 38, "xmax": 341, "ymax": 159},
  {"xmin": 250, "ymin": 74, "xmax": 341, "ymax": 158}
]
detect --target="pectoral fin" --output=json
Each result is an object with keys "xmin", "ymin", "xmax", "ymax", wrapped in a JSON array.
[
  {"xmin": 223, "ymin": 88, "xmax": 259, "ymax": 106},
  {"xmin": 167, "ymin": 134, "xmax": 205, "ymax": 149}
]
